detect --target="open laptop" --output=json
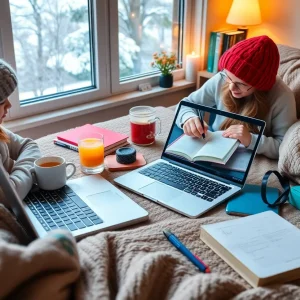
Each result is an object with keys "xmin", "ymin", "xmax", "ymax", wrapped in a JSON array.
[
  {"xmin": 0, "ymin": 164, "xmax": 149, "ymax": 240},
  {"xmin": 114, "ymin": 101, "xmax": 265, "ymax": 218}
]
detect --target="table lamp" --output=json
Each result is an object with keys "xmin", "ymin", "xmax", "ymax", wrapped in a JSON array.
[{"xmin": 226, "ymin": 0, "xmax": 262, "ymax": 37}]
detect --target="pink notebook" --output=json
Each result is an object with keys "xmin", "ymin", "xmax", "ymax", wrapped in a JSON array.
[{"xmin": 57, "ymin": 124, "xmax": 128, "ymax": 149}]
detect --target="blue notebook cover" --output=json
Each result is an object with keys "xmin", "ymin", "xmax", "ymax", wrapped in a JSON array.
[{"xmin": 226, "ymin": 184, "xmax": 279, "ymax": 216}]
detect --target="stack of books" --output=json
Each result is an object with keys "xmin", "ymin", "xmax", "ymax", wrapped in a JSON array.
[
  {"xmin": 207, "ymin": 29, "xmax": 246, "ymax": 73},
  {"xmin": 53, "ymin": 124, "xmax": 129, "ymax": 156}
]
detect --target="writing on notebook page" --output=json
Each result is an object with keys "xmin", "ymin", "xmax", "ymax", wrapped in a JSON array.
[
  {"xmin": 165, "ymin": 130, "xmax": 240, "ymax": 164},
  {"xmin": 201, "ymin": 211, "xmax": 300, "ymax": 287},
  {"xmin": 211, "ymin": 213, "xmax": 300, "ymax": 271}
]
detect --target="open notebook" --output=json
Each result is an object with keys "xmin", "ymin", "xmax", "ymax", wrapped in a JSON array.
[{"xmin": 165, "ymin": 131, "xmax": 240, "ymax": 164}]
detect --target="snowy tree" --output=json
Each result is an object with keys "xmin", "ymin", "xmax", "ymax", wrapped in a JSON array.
[{"xmin": 9, "ymin": 0, "xmax": 175, "ymax": 98}]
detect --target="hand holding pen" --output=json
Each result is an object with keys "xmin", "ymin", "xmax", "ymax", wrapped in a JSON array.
[
  {"xmin": 182, "ymin": 114, "xmax": 208, "ymax": 139},
  {"xmin": 163, "ymin": 229, "xmax": 211, "ymax": 273}
]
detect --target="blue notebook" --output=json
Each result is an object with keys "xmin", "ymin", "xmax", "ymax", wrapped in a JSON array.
[{"xmin": 226, "ymin": 184, "xmax": 279, "ymax": 216}]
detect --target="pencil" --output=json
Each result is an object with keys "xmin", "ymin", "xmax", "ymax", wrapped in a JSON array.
[{"xmin": 198, "ymin": 110, "xmax": 206, "ymax": 139}]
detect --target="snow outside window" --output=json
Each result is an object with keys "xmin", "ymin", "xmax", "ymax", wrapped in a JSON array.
[{"xmin": 0, "ymin": 0, "xmax": 195, "ymax": 119}]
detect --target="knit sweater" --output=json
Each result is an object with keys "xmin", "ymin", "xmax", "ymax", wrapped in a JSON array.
[
  {"xmin": 0, "ymin": 127, "xmax": 41, "ymax": 207},
  {"xmin": 176, "ymin": 73, "xmax": 297, "ymax": 159}
]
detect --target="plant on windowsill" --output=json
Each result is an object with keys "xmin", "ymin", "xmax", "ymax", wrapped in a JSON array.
[{"xmin": 151, "ymin": 51, "xmax": 180, "ymax": 88}]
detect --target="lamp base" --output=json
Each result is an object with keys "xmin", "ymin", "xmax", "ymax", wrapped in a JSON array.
[{"xmin": 237, "ymin": 26, "xmax": 248, "ymax": 38}]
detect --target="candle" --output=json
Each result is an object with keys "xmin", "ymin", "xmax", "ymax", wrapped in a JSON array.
[{"xmin": 185, "ymin": 51, "xmax": 200, "ymax": 82}]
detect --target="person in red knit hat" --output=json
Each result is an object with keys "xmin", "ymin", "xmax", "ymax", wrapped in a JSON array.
[{"xmin": 176, "ymin": 35, "xmax": 297, "ymax": 159}]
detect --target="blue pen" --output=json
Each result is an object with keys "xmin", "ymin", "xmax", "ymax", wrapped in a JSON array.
[{"xmin": 163, "ymin": 229, "xmax": 210, "ymax": 273}]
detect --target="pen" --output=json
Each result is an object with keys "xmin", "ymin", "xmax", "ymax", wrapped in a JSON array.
[
  {"xmin": 53, "ymin": 139, "xmax": 79, "ymax": 152},
  {"xmin": 197, "ymin": 110, "xmax": 206, "ymax": 139},
  {"xmin": 163, "ymin": 229, "xmax": 210, "ymax": 273}
]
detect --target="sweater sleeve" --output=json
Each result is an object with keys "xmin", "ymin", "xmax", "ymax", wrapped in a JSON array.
[
  {"xmin": 175, "ymin": 74, "xmax": 221, "ymax": 128},
  {"xmin": 4, "ymin": 129, "xmax": 42, "ymax": 200},
  {"xmin": 247, "ymin": 85, "xmax": 297, "ymax": 159}
]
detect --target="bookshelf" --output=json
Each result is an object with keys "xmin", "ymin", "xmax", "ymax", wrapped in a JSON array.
[{"xmin": 196, "ymin": 70, "xmax": 216, "ymax": 89}]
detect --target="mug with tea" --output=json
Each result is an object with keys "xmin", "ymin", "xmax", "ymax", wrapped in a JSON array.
[
  {"xmin": 129, "ymin": 106, "xmax": 161, "ymax": 146},
  {"xmin": 31, "ymin": 156, "xmax": 76, "ymax": 190}
]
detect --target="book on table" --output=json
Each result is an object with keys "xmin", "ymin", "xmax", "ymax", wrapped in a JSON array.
[
  {"xmin": 165, "ymin": 130, "xmax": 239, "ymax": 164},
  {"xmin": 200, "ymin": 211, "xmax": 300, "ymax": 287},
  {"xmin": 53, "ymin": 138, "xmax": 129, "ymax": 155},
  {"xmin": 54, "ymin": 124, "xmax": 129, "ymax": 154}
]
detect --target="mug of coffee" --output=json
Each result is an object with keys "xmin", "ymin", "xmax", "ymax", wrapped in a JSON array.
[
  {"xmin": 129, "ymin": 106, "xmax": 161, "ymax": 146},
  {"xmin": 31, "ymin": 156, "xmax": 76, "ymax": 190}
]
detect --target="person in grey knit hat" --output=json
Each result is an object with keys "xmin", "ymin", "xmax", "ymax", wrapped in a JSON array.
[
  {"xmin": 0, "ymin": 59, "xmax": 18, "ymax": 104},
  {"xmin": 0, "ymin": 59, "xmax": 41, "ymax": 208}
]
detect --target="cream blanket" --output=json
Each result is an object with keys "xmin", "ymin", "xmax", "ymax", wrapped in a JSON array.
[
  {"xmin": 2, "ymin": 107, "xmax": 300, "ymax": 299},
  {"xmin": 0, "ymin": 205, "xmax": 80, "ymax": 299},
  {"xmin": 277, "ymin": 44, "xmax": 300, "ymax": 118}
]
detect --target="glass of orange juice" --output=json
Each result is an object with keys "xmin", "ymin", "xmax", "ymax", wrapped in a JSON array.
[{"xmin": 78, "ymin": 133, "xmax": 104, "ymax": 174}]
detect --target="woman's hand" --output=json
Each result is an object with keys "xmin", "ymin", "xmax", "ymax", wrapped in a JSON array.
[
  {"xmin": 183, "ymin": 117, "xmax": 208, "ymax": 138},
  {"xmin": 222, "ymin": 125, "xmax": 251, "ymax": 147}
]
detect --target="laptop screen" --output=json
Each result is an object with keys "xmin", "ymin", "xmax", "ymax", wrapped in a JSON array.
[{"xmin": 161, "ymin": 101, "xmax": 265, "ymax": 186}]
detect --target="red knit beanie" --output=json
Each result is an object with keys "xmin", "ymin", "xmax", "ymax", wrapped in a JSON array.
[{"xmin": 219, "ymin": 35, "xmax": 279, "ymax": 91}]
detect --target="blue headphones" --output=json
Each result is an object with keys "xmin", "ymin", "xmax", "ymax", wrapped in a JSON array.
[{"xmin": 261, "ymin": 170, "xmax": 300, "ymax": 209}]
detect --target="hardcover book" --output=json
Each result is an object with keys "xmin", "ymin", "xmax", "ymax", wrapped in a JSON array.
[
  {"xmin": 200, "ymin": 211, "xmax": 300, "ymax": 287},
  {"xmin": 56, "ymin": 124, "xmax": 128, "ymax": 149},
  {"xmin": 207, "ymin": 31, "xmax": 218, "ymax": 73},
  {"xmin": 53, "ymin": 138, "xmax": 129, "ymax": 156},
  {"xmin": 221, "ymin": 31, "xmax": 245, "ymax": 55},
  {"xmin": 165, "ymin": 131, "xmax": 239, "ymax": 164}
]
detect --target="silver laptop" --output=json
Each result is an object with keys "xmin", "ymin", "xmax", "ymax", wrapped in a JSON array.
[
  {"xmin": 0, "ymin": 164, "xmax": 148, "ymax": 240},
  {"xmin": 114, "ymin": 102, "xmax": 265, "ymax": 218}
]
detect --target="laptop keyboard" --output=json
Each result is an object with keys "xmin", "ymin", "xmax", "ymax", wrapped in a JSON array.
[
  {"xmin": 139, "ymin": 162, "xmax": 232, "ymax": 202},
  {"xmin": 24, "ymin": 185, "xmax": 103, "ymax": 233}
]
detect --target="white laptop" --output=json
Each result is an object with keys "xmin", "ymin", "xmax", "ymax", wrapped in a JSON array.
[
  {"xmin": 114, "ymin": 102, "xmax": 265, "ymax": 218},
  {"xmin": 0, "ymin": 164, "xmax": 148, "ymax": 240}
]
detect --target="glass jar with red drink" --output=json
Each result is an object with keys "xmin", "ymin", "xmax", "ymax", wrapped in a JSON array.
[{"xmin": 129, "ymin": 106, "xmax": 161, "ymax": 146}]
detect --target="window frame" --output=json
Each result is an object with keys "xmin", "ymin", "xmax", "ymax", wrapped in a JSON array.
[
  {"xmin": 109, "ymin": 0, "xmax": 188, "ymax": 94},
  {"xmin": 0, "ymin": 0, "xmax": 206, "ymax": 121},
  {"xmin": 1, "ymin": 0, "xmax": 110, "ymax": 120}
]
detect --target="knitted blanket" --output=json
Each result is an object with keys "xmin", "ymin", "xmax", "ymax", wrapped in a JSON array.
[
  {"xmin": 3, "ymin": 106, "xmax": 300, "ymax": 299},
  {"xmin": 277, "ymin": 44, "xmax": 300, "ymax": 118}
]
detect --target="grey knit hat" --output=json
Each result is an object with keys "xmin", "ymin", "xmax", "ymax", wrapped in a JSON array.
[{"xmin": 0, "ymin": 59, "xmax": 18, "ymax": 103}]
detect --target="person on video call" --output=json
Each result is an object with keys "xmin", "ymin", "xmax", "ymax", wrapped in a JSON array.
[
  {"xmin": 176, "ymin": 35, "xmax": 297, "ymax": 159},
  {"xmin": 0, "ymin": 59, "xmax": 41, "ymax": 207}
]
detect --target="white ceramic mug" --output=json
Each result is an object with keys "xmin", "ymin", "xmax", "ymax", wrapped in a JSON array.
[{"xmin": 31, "ymin": 156, "xmax": 76, "ymax": 190}]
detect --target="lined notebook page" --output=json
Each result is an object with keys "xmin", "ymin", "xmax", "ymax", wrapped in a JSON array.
[{"xmin": 201, "ymin": 211, "xmax": 300, "ymax": 278}]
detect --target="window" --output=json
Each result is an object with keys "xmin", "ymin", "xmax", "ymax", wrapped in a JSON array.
[
  {"xmin": 0, "ymin": 0, "xmax": 200, "ymax": 120},
  {"xmin": 118, "ymin": 0, "xmax": 183, "ymax": 80},
  {"xmin": 9, "ymin": 0, "xmax": 95, "ymax": 103}
]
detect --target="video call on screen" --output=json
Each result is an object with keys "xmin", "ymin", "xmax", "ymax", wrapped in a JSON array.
[{"xmin": 164, "ymin": 104, "xmax": 262, "ymax": 183}]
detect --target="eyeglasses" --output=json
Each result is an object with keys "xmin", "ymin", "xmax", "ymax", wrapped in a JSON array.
[{"xmin": 220, "ymin": 70, "xmax": 253, "ymax": 92}]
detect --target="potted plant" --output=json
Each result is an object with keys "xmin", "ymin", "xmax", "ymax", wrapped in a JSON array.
[{"xmin": 151, "ymin": 51, "xmax": 180, "ymax": 88}]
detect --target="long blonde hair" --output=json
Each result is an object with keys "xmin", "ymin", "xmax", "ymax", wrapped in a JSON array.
[
  {"xmin": 219, "ymin": 83, "xmax": 269, "ymax": 134},
  {"xmin": 0, "ymin": 127, "xmax": 9, "ymax": 142}
]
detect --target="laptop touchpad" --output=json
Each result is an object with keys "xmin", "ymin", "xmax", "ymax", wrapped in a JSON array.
[{"xmin": 139, "ymin": 182, "xmax": 183, "ymax": 203}]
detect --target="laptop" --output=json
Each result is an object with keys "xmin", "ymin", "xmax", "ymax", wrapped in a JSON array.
[
  {"xmin": 114, "ymin": 101, "xmax": 266, "ymax": 218},
  {"xmin": 0, "ymin": 164, "xmax": 149, "ymax": 240}
]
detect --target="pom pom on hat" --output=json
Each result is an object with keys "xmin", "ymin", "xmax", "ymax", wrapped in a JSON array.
[
  {"xmin": 0, "ymin": 60, "xmax": 18, "ymax": 103},
  {"xmin": 219, "ymin": 35, "xmax": 279, "ymax": 91}
]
